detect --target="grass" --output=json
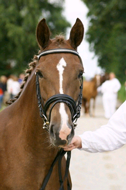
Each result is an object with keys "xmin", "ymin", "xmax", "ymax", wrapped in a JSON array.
[{"xmin": 0, "ymin": 105, "xmax": 6, "ymax": 112}]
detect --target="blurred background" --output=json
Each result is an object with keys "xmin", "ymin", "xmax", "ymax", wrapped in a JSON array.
[
  {"xmin": 0, "ymin": 1, "xmax": 126, "ymax": 189},
  {"xmin": 0, "ymin": 0, "xmax": 125, "ymax": 109}
]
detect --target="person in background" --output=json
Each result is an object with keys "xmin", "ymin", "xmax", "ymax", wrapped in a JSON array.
[
  {"xmin": 7, "ymin": 75, "xmax": 14, "ymax": 99},
  {"xmin": 11, "ymin": 76, "xmax": 20, "ymax": 99},
  {"xmin": 98, "ymin": 72, "xmax": 121, "ymax": 119},
  {"xmin": 18, "ymin": 73, "xmax": 25, "ymax": 85},
  {"xmin": 0, "ymin": 76, "xmax": 7, "ymax": 109},
  {"xmin": 63, "ymin": 100, "xmax": 126, "ymax": 153}
]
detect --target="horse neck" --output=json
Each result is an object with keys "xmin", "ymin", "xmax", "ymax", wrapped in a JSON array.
[
  {"xmin": 10, "ymin": 73, "xmax": 52, "ymax": 154},
  {"xmin": 91, "ymin": 78, "xmax": 97, "ymax": 88}
]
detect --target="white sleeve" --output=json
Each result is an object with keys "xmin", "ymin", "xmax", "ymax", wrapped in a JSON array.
[
  {"xmin": 97, "ymin": 86, "xmax": 101, "ymax": 92},
  {"xmin": 113, "ymin": 79, "xmax": 121, "ymax": 93},
  {"xmin": 79, "ymin": 101, "xmax": 126, "ymax": 153},
  {"xmin": 100, "ymin": 81, "xmax": 107, "ymax": 93}
]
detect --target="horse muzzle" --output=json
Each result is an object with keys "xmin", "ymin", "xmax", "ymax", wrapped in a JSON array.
[{"xmin": 49, "ymin": 122, "xmax": 74, "ymax": 147}]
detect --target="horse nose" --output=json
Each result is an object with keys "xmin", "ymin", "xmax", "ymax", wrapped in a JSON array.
[
  {"xmin": 59, "ymin": 123, "xmax": 72, "ymax": 141},
  {"xmin": 49, "ymin": 123, "xmax": 74, "ymax": 146}
]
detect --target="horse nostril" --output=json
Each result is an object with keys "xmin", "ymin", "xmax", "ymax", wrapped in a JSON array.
[
  {"xmin": 50, "ymin": 124, "xmax": 54, "ymax": 136},
  {"xmin": 67, "ymin": 125, "xmax": 74, "ymax": 140}
]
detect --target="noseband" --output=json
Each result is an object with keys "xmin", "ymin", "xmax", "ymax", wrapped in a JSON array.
[{"xmin": 35, "ymin": 48, "xmax": 83, "ymax": 130}]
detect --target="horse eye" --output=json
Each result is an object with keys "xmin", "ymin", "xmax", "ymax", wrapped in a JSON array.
[
  {"xmin": 78, "ymin": 71, "xmax": 83, "ymax": 79},
  {"xmin": 37, "ymin": 71, "xmax": 43, "ymax": 78}
]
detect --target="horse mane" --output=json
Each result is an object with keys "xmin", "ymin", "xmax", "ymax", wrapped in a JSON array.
[
  {"xmin": 53, "ymin": 35, "xmax": 65, "ymax": 44},
  {"xmin": 6, "ymin": 35, "xmax": 66, "ymax": 105}
]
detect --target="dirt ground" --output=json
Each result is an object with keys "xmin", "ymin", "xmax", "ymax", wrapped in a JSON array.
[{"xmin": 70, "ymin": 95, "xmax": 126, "ymax": 190}]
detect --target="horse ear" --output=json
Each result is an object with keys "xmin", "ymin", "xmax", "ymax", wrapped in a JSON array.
[
  {"xmin": 68, "ymin": 18, "xmax": 84, "ymax": 49},
  {"xmin": 36, "ymin": 18, "xmax": 51, "ymax": 50}
]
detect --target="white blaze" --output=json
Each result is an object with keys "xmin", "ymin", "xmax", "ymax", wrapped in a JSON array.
[
  {"xmin": 57, "ymin": 58, "xmax": 70, "ymax": 140},
  {"xmin": 56, "ymin": 58, "xmax": 66, "ymax": 94}
]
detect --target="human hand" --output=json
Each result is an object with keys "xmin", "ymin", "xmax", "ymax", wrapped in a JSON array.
[{"xmin": 63, "ymin": 136, "xmax": 82, "ymax": 151}]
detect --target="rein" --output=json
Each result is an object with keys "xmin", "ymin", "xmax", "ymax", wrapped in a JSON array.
[
  {"xmin": 35, "ymin": 48, "xmax": 83, "ymax": 190},
  {"xmin": 40, "ymin": 149, "xmax": 71, "ymax": 190}
]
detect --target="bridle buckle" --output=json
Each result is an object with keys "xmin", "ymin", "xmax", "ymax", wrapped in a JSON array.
[{"xmin": 43, "ymin": 121, "xmax": 50, "ymax": 129}]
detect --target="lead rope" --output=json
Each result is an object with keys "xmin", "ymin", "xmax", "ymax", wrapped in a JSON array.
[{"xmin": 40, "ymin": 149, "xmax": 71, "ymax": 190}]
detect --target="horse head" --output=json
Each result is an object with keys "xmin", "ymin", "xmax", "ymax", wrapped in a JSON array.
[{"xmin": 35, "ymin": 18, "xmax": 84, "ymax": 147}]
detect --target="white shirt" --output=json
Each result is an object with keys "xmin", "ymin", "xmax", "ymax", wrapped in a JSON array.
[
  {"xmin": 11, "ymin": 81, "xmax": 20, "ymax": 96},
  {"xmin": 79, "ymin": 101, "xmax": 126, "ymax": 153},
  {"xmin": 7, "ymin": 78, "xmax": 13, "ymax": 93},
  {"xmin": 100, "ymin": 78, "xmax": 121, "ymax": 99}
]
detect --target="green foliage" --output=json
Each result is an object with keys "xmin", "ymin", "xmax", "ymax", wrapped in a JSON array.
[
  {"xmin": 81, "ymin": 0, "xmax": 126, "ymax": 83},
  {"xmin": 118, "ymin": 84, "xmax": 126, "ymax": 102},
  {"xmin": 0, "ymin": 0, "xmax": 70, "ymax": 76}
]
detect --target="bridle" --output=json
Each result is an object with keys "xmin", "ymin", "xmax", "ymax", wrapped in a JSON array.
[
  {"xmin": 35, "ymin": 48, "xmax": 83, "ymax": 130},
  {"xmin": 35, "ymin": 48, "xmax": 83, "ymax": 190}
]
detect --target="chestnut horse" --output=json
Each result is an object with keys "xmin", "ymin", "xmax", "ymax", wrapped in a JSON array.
[
  {"xmin": 0, "ymin": 18, "xmax": 84, "ymax": 190},
  {"xmin": 82, "ymin": 74, "xmax": 108, "ymax": 117}
]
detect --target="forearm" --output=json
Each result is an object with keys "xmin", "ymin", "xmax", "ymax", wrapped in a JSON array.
[
  {"xmin": 79, "ymin": 101, "xmax": 126, "ymax": 153},
  {"xmin": 79, "ymin": 127, "xmax": 125, "ymax": 153}
]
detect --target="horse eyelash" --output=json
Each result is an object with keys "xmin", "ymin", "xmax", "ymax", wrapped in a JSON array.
[
  {"xmin": 37, "ymin": 70, "xmax": 43, "ymax": 78},
  {"xmin": 78, "ymin": 71, "xmax": 83, "ymax": 78}
]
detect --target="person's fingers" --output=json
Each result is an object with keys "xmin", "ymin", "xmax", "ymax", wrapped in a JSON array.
[
  {"xmin": 63, "ymin": 144, "xmax": 76, "ymax": 151},
  {"xmin": 64, "ymin": 146, "xmax": 76, "ymax": 151},
  {"xmin": 63, "ymin": 136, "xmax": 82, "ymax": 151},
  {"xmin": 63, "ymin": 144, "xmax": 72, "ymax": 150}
]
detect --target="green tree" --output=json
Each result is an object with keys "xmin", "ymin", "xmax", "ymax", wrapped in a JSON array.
[
  {"xmin": 0, "ymin": 0, "xmax": 70, "ymax": 76},
  {"xmin": 81, "ymin": 0, "xmax": 126, "ymax": 82}
]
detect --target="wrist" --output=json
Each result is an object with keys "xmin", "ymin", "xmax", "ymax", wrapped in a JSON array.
[{"xmin": 77, "ymin": 136, "xmax": 82, "ymax": 148}]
